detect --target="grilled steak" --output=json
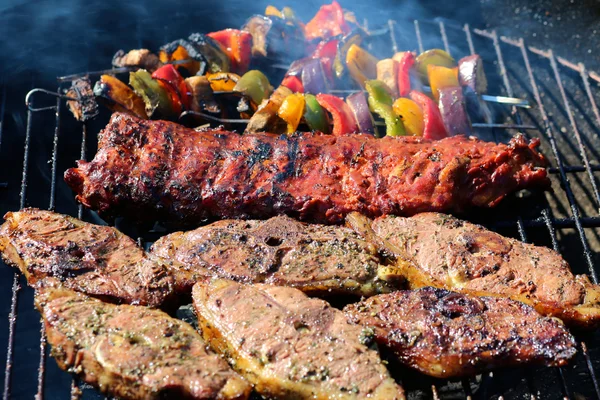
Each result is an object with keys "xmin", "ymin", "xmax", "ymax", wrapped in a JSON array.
[
  {"xmin": 65, "ymin": 112, "xmax": 549, "ymax": 226},
  {"xmin": 348, "ymin": 212, "xmax": 600, "ymax": 328},
  {"xmin": 344, "ymin": 287, "xmax": 576, "ymax": 378},
  {"xmin": 36, "ymin": 287, "xmax": 250, "ymax": 400},
  {"xmin": 192, "ymin": 279, "xmax": 405, "ymax": 399},
  {"xmin": 151, "ymin": 215, "xmax": 400, "ymax": 296},
  {"xmin": 0, "ymin": 208, "xmax": 173, "ymax": 307}
]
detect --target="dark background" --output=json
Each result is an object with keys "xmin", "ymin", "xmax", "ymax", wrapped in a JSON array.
[{"xmin": 1, "ymin": 0, "xmax": 600, "ymax": 399}]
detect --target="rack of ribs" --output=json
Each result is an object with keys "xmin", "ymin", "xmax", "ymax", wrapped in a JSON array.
[{"xmin": 64, "ymin": 112, "xmax": 549, "ymax": 226}]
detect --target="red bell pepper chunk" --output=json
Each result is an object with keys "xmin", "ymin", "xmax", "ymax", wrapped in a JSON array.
[
  {"xmin": 316, "ymin": 93, "xmax": 358, "ymax": 136},
  {"xmin": 304, "ymin": 1, "xmax": 350, "ymax": 41},
  {"xmin": 397, "ymin": 52, "xmax": 415, "ymax": 97},
  {"xmin": 409, "ymin": 90, "xmax": 448, "ymax": 140},
  {"xmin": 207, "ymin": 29, "xmax": 253, "ymax": 74},
  {"xmin": 312, "ymin": 39, "xmax": 338, "ymax": 83},
  {"xmin": 312, "ymin": 39, "xmax": 339, "ymax": 60},
  {"xmin": 281, "ymin": 75, "xmax": 304, "ymax": 93},
  {"xmin": 152, "ymin": 64, "xmax": 191, "ymax": 112}
]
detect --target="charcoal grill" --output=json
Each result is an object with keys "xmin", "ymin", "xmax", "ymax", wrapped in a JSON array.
[{"xmin": 2, "ymin": 15, "xmax": 600, "ymax": 400}]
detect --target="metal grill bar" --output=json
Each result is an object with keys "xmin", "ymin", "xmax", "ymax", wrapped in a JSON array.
[
  {"xmin": 49, "ymin": 89, "xmax": 62, "ymax": 211},
  {"xmin": 2, "ymin": 275, "xmax": 20, "ymax": 400},
  {"xmin": 504, "ymin": 36, "xmax": 599, "ymax": 284},
  {"xmin": 413, "ymin": 20, "xmax": 424, "ymax": 54},
  {"xmin": 438, "ymin": 21, "xmax": 451, "ymax": 55}
]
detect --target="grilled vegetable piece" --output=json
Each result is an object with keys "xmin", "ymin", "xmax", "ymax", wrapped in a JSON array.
[
  {"xmin": 347, "ymin": 91, "xmax": 376, "ymax": 135},
  {"xmin": 344, "ymin": 287, "xmax": 577, "ymax": 378},
  {"xmin": 316, "ymin": 93, "xmax": 358, "ymax": 135},
  {"xmin": 393, "ymin": 51, "xmax": 416, "ymax": 97},
  {"xmin": 158, "ymin": 39, "xmax": 205, "ymax": 75},
  {"xmin": 415, "ymin": 49, "xmax": 456, "ymax": 83},
  {"xmin": 301, "ymin": 58, "xmax": 331, "ymax": 94},
  {"xmin": 129, "ymin": 69, "xmax": 173, "ymax": 118},
  {"xmin": 186, "ymin": 76, "xmax": 220, "ymax": 114},
  {"xmin": 376, "ymin": 59, "xmax": 399, "ymax": 98},
  {"xmin": 152, "ymin": 64, "xmax": 191, "ymax": 111},
  {"xmin": 281, "ymin": 75, "xmax": 304, "ymax": 93},
  {"xmin": 346, "ymin": 44, "xmax": 378, "ymax": 89},
  {"xmin": 65, "ymin": 112, "xmax": 550, "ymax": 225},
  {"xmin": 207, "ymin": 72, "xmax": 240, "ymax": 92},
  {"xmin": 278, "ymin": 93, "xmax": 305, "ymax": 133},
  {"xmin": 112, "ymin": 48, "xmax": 162, "ymax": 72},
  {"xmin": 246, "ymin": 85, "xmax": 292, "ymax": 133},
  {"xmin": 409, "ymin": 90, "xmax": 448, "ymax": 140},
  {"xmin": 303, "ymin": 93, "xmax": 329, "ymax": 133},
  {"xmin": 304, "ymin": 1, "xmax": 351, "ymax": 41},
  {"xmin": 207, "ymin": 29, "xmax": 253, "ymax": 74},
  {"xmin": 188, "ymin": 33, "xmax": 231, "ymax": 73},
  {"xmin": 427, "ymin": 64, "xmax": 459, "ymax": 102},
  {"xmin": 93, "ymin": 75, "xmax": 147, "ymax": 119},
  {"xmin": 0, "ymin": 208, "xmax": 174, "ymax": 307},
  {"xmin": 366, "ymin": 80, "xmax": 405, "ymax": 137},
  {"xmin": 392, "ymin": 98, "xmax": 424, "ymax": 136},
  {"xmin": 242, "ymin": 15, "xmax": 305, "ymax": 60},
  {"xmin": 192, "ymin": 279, "xmax": 405, "ymax": 400},
  {"xmin": 458, "ymin": 54, "xmax": 488, "ymax": 93},
  {"xmin": 234, "ymin": 70, "xmax": 272, "ymax": 105},
  {"xmin": 438, "ymin": 86, "xmax": 472, "ymax": 136},
  {"xmin": 151, "ymin": 215, "xmax": 400, "ymax": 297},
  {"xmin": 66, "ymin": 77, "xmax": 99, "ymax": 122},
  {"xmin": 351, "ymin": 212, "xmax": 600, "ymax": 328},
  {"xmin": 333, "ymin": 29, "xmax": 365, "ymax": 79},
  {"xmin": 37, "ymin": 287, "xmax": 251, "ymax": 400}
]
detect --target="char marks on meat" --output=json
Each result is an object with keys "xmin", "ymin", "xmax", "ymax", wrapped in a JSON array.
[
  {"xmin": 344, "ymin": 287, "xmax": 576, "ymax": 378},
  {"xmin": 0, "ymin": 209, "xmax": 173, "ymax": 307},
  {"xmin": 36, "ymin": 287, "xmax": 250, "ymax": 400},
  {"xmin": 65, "ymin": 112, "xmax": 549, "ymax": 226},
  {"xmin": 151, "ymin": 215, "xmax": 400, "ymax": 296},
  {"xmin": 352, "ymin": 212, "xmax": 600, "ymax": 328},
  {"xmin": 192, "ymin": 279, "xmax": 405, "ymax": 399}
]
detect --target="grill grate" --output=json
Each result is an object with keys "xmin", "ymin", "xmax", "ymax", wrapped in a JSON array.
[{"xmin": 3, "ymin": 18, "xmax": 600, "ymax": 400}]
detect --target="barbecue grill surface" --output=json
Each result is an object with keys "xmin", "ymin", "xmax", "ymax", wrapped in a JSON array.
[{"xmin": 2, "ymin": 1, "xmax": 600, "ymax": 399}]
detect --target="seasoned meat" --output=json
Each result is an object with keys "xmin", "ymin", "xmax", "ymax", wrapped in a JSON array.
[
  {"xmin": 192, "ymin": 279, "xmax": 405, "ymax": 399},
  {"xmin": 0, "ymin": 208, "xmax": 173, "ymax": 307},
  {"xmin": 344, "ymin": 287, "xmax": 576, "ymax": 378},
  {"xmin": 151, "ymin": 215, "xmax": 400, "ymax": 297},
  {"xmin": 64, "ymin": 112, "xmax": 549, "ymax": 226},
  {"xmin": 348, "ymin": 212, "xmax": 600, "ymax": 328},
  {"xmin": 36, "ymin": 287, "xmax": 250, "ymax": 400}
]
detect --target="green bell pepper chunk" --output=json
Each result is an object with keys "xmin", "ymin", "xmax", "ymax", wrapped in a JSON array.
[
  {"xmin": 303, "ymin": 94, "xmax": 330, "ymax": 134},
  {"xmin": 234, "ymin": 70, "xmax": 273, "ymax": 106},
  {"xmin": 129, "ymin": 69, "xmax": 173, "ymax": 118},
  {"xmin": 365, "ymin": 80, "xmax": 406, "ymax": 137}
]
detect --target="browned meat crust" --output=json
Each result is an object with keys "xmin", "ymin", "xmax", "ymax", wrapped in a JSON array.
[
  {"xmin": 36, "ymin": 287, "xmax": 250, "ymax": 400},
  {"xmin": 344, "ymin": 287, "xmax": 576, "ymax": 378},
  {"xmin": 348, "ymin": 212, "xmax": 600, "ymax": 328},
  {"xmin": 151, "ymin": 215, "xmax": 400, "ymax": 297},
  {"xmin": 64, "ymin": 112, "xmax": 549, "ymax": 226},
  {"xmin": 192, "ymin": 279, "xmax": 405, "ymax": 399},
  {"xmin": 0, "ymin": 208, "xmax": 174, "ymax": 307}
]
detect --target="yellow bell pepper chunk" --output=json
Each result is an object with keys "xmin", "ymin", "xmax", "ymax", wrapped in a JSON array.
[
  {"xmin": 278, "ymin": 93, "xmax": 305, "ymax": 134},
  {"xmin": 207, "ymin": 72, "xmax": 241, "ymax": 92},
  {"xmin": 392, "ymin": 98, "xmax": 424, "ymax": 136},
  {"xmin": 346, "ymin": 44, "xmax": 379, "ymax": 89},
  {"xmin": 265, "ymin": 5, "xmax": 283, "ymax": 18},
  {"xmin": 427, "ymin": 65, "xmax": 459, "ymax": 102}
]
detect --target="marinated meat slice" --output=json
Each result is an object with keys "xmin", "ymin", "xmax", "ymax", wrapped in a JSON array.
[
  {"xmin": 0, "ymin": 208, "xmax": 173, "ymax": 307},
  {"xmin": 151, "ymin": 215, "xmax": 400, "ymax": 296},
  {"xmin": 348, "ymin": 212, "xmax": 600, "ymax": 328},
  {"xmin": 192, "ymin": 279, "xmax": 405, "ymax": 399},
  {"xmin": 36, "ymin": 287, "xmax": 250, "ymax": 400},
  {"xmin": 64, "ymin": 112, "xmax": 549, "ymax": 226},
  {"xmin": 344, "ymin": 287, "xmax": 576, "ymax": 378}
]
